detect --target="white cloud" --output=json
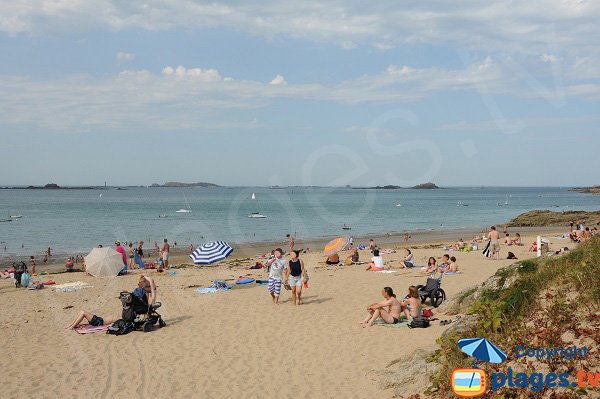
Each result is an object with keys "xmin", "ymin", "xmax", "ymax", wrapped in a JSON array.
[
  {"xmin": 269, "ymin": 74, "xmax": 286, "ymax": 85},
  {"xmin": 0, "ymin": 58, "xmax": 598, "ymax": 132},
  {"xmin": 116, "ymin": 51, "xmax": 135, "ymax": 63},
  {"xmin": 540, "ymin": 53, "xmax": 559, "ymax": 64}
]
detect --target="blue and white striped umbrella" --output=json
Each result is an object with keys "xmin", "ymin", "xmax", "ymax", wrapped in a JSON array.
[
  {"xmin": 458, "ymin": 338, "xmax": 507, "ymax": 364},
  {"xmin": 190, "ymin": 241, "xmax": 234, "ymax": 265}
]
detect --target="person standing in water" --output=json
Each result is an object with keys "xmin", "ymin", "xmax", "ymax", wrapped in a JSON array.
[{"xmin": 284, "ymin": 250, "xmax": 307, "ymax": 305}]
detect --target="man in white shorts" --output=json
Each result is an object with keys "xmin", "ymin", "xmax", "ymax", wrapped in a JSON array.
[{"xmin": 160, "ymin": 238, "xmax": 170, "ymax": 271}]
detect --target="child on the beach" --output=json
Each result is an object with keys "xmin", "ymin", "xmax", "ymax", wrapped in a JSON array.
[
  {"xmin": 266, "ymin": 248, "xmax": 286, "ymax": 304},
  {"xmin": 423, "ymin": 257, "xmax": 437, "ymax": 275},
  {"xmin": 445, "ymin": 256, "xmax": 459, "ymax": 274}
]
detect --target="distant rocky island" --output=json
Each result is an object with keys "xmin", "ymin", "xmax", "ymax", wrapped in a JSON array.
[
  {"xmin": 353, "ymin": 182, "xmax": 441, "ymax": 190},
  {"xmin": 0, "ymin": 183, "xmax": 104, "ymax": 190},
  {"xmin": 151, "ymin": 182, "xmax": 220, "ymax": 188},
  {"xmin": 508, "ymin": 210, "xmax": 600, "ymax": 227},
  {"xmin": 569, "ymin": 186, "xmax": 600, "ymax": 195}
]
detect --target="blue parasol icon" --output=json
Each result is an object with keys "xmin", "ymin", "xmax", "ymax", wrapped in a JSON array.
[{"xmin": 458, "ymin": 338, "xmax": 507, "ymax": 364}]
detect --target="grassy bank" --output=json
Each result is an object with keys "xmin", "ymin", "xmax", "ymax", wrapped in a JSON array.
[
  {"xmin": 427, "ymin": 238, "xmax": 600, "ymax": 398},
  {"xmin": 508, "ymin": 210, "xmax": 600, "ymax": 227}
]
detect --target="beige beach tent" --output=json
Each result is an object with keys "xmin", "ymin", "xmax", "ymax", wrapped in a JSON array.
[{"xmin": 84, "ymin": 247, "xmax": 124, "ymax": 277}]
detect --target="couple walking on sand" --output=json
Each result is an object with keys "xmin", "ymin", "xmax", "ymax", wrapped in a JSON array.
[{"xmin": 265, "ymin": 248, "xmax": 307, "ymax": 305}]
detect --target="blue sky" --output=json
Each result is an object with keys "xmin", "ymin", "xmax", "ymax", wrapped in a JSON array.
[{"xmin": 1, "ymin": 1, "xmax": 599, "ymax": 187}]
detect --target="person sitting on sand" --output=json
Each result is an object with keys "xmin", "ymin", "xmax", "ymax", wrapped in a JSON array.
[
  {"xmin": 398, "ymin": 249, "xmax": 414, "ymax": 268},
  {"xmin": 439, "ymin": 254, "xmax": 450, "ymax": 274},
  {"xmin": 369, "ymin": 239, "xmax": 377, "ymax": 253},
  {"xmin": 64, "ymin": 310, "xmax": 120, "ymax": 330},
  {"xmin": 453, "ymin": 238, "xmax": 466, "ymax": 251},
  {"xmin": 365, "ymin": 249, "xmax": 385, "ymax": 271},
  {"xmin": 423, "ymin": 257, "xmax": 437, "ymax": 275},
  {"xmin": 401, "ymin": 286, "xmax": 422, "ymax": 321},
  {"xmin": 266, "ymin": 248, "xmax": 286, "ymax": 304},
  {"xmin": 325, "ymin": 253, "xmax": 340, "ymax": 265},
  {"xmin": 134, "ymin": 275, "xmax": 157, "ymax": 305},
  {"xmin": 65, "ymin": 257, "xmax": 74, "ymax": 272},
  {"xmin": 504, "ymin": 233, "xmax": 512, "ymax": 246},
  {"xmin": 345, "ymin": 248, "xmax": 359, "ymax": 264},
  {"xmin": 511, "ymin": 233, "xmax": 522, "ymax": 246},
  {"xmin": 445, "ymin": 256, "xmax": 459, "ymax": 274},
  {"xmin": 284, "ymin": 250, "xmax": 307, "ymax": 306},
  {"xmin": 359, "ymin": 287, "xmax": 402, "ymax": 327}
]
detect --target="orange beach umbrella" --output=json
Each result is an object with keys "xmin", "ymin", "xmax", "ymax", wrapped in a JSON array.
[{"xmin": 323, "ymin": 236, "xmax": 351, "ymax": 256}]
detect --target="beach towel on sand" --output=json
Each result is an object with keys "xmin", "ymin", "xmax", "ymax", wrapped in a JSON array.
[
  {"xmin": 374, "ymin": 319, "xmax": 409, "ymax": 328},
  {"xmin": 197, "ymin": 279, "xmax": 232, "ymax": 294},
  {"xmin": 53, "ymin": 281, "xmax": 93, "ymax": 293},
  {"xmin": 75, "ymin": 325, "xmax": 110, "ymax": 334}
]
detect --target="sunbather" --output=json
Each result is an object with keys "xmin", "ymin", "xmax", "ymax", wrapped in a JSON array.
[
  {"xmin": 365, "ymin": 249, "xmax": 384, "ymax": 271},
  {"xmin": 400, "ymin": 286, "xmax": 422, "ymax": 321},
  {"xmin": 64, "ymin": 310, "xmax": 120, "ymax": 330},
  {"xmin": 445, "ymin": 256, "xmax": 459, "ymax": 274},
  {"xmin": 325, "ymin": 253, "xmax": 340, "ymax": 265},
  {"xmin": 423, "ymin": 257, "xmax": 437, "ymax": 275},
  {"xmin": 398, "ymin": 249, "xmax": 414, "ymax": 268},
  {"xmin": 345, "ymin": 248, "xmax": 360, "ymax": 264},
  {"xmin": 359, "ymin": 287, "xmax": 402, "ymax": 327}
]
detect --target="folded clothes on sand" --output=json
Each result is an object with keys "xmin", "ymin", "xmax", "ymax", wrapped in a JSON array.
[
  {"xmin": 53, "ymin": 281, "xmax": 93, "ymax": 292},
  {"xmin": 197, "ymin": 279, "xmax": 232, "ymax": 294}
]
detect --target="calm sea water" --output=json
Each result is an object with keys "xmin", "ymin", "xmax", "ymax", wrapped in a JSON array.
[{"xmin": 1, "ymin": 186, "xmax": 598, "ymax": 257}]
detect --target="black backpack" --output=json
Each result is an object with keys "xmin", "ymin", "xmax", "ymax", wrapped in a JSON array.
[
  {"xmin": 408, "ymin": 317, "xmax": 430, "ymax": 329},
  {"xmin": 106, "ymin": 319, "xmax": 133, "ymax": 335}
]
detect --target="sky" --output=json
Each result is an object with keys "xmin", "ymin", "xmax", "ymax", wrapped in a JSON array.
[{"xmin": 1, "ymin": 1, "xmax": 599, "ymax": 187}]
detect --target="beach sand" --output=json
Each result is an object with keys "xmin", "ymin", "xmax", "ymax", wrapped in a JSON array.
[{"xmin": 0, "ymin": 228, "xmax": 571, "ymax": 398}]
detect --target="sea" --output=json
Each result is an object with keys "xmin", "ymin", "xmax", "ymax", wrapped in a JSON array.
[{"xmin": 1, "ymin": 186, "xmax": 599, "ymax": 257}]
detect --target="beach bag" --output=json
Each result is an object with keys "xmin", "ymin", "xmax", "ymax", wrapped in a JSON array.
[
  {"xmin": 106, "ymin": 319, "xmax": 133, "ymax": 336},
  {"xmin": 422, "ymin": 309, "xmax": 434, "ymax": 318},
  {"xmin": 408, "ymin": 317, "xmax": 430, "ymax": 329},
  {"xmin": 21, "ymin": 272, "xmax": 31, "ymax": 287}
]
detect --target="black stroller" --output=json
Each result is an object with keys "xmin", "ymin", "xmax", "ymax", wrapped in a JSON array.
[
  {"xmin": 119, "ymin": 291, "xmax": 166, "ymax": 332},
  {"xmin": 415, "ymin": 276, "xmax": 446, "ymax": 308}
]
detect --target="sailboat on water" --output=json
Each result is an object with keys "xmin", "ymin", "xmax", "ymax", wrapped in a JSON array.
[
  {"xmin": 248, "ymin": 193, "xmax": 266, "ymax": 218},
  {"xmin": 176, "ymin": 194, "xmax": 192, "ymax": 213}
]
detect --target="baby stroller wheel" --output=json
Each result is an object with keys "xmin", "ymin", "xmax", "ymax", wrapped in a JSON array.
[
  {"xmin": 431, "ymin": 289, "xmax": 445, "ymax": 308},
  {"xmin": 158, "ymin": 318, "xmax": 166, "ymax": 328},
  {"xmin": 142, "ymin": 321, "xmax": 153, "ymax": 333}
]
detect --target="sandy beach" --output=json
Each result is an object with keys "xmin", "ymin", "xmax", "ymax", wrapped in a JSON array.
[{"xmin": 0, "ymin": 227, "xmax": 573, "ymax": 398}]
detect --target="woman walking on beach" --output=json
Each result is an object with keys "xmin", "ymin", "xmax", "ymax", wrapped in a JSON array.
[
  {"xmin": 128, "ymin": 243, "xmax": 135, "ymax": 269},
  {"xmin": 266, "ymin": 248, "xmax": 286, "ymax": 304},
  {"xmin": 284, "ymin": 250, "xmax": 307, "ymax": 305}
]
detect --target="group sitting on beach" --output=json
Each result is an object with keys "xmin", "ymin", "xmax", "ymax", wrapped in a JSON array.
[{"xmin": 359, "ymin": 286, "xmax": 422, "ymax": 327}]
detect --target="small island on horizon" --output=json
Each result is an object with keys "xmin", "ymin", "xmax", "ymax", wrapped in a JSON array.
[
  {"xmin": 150, "ymin": 181, "xmax": 220, "ymax": 188},
  {"xmin": 352, "ymin": 182, "xmax": 441, "ymax": 190}
]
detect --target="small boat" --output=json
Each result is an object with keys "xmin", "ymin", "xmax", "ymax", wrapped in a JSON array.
[
  {"xmin": 176, "ymin": 194, "xmax": 192, "ymax": 213},
  {"xmin": 342, "ymin": 224, "xmax": 351, "ymax": 230},
  {"xmin": 10, "ymin": 215, "xmax": 23, "ymax": 219},
  {"xmin": 396, "ymin": 203, "xmax": 402, "ymax": 207},
  {"xmin": 0, "ymin": 218, "xmax": 11, "ymax": 223},
  {"xmin": 248, "ymin": 193, "xmax": 266, "ymax": 218},
  {"xmin": 248, "ymin": 212, "xmax": 267, "ymax": 219},
  {"xmin": 158, "ymin": 214, "xmax": 169, "ymax": 218},
  {"xmin": 457, "ymin": 201, "xmax": 469, "ymax": 207}
]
